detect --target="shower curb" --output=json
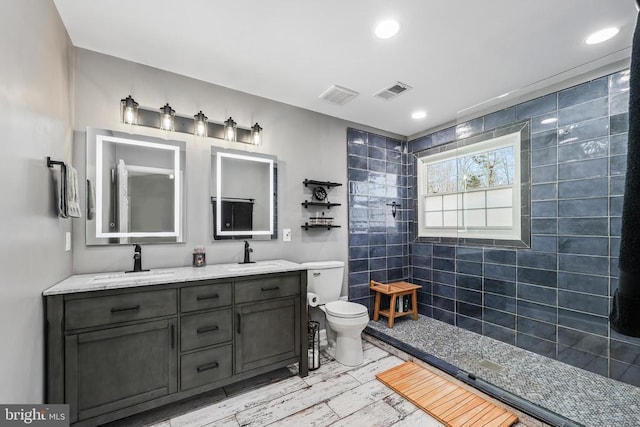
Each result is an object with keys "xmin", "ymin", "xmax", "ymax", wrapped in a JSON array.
[{"xmin": 364, "ymin": 327, "xmax": 583, "ymax": 427}]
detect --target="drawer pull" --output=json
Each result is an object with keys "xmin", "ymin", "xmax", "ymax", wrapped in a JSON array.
[
  {"xmin": 237, "ymin": 313, "xmax": 242, "ymax": 334},
  {"xmin": 196, "ymin": 293, "xmax": 219, "ymax": 301},
  {"xmin": 110, "ymin": 304, "xmax": 140, "ymax": 313},
  {"xmin": 261, "ymin": 286, "xmax": 280, "ymax": 292},
  {"xmin": 196, "ymin": 325, "xmax": 220, "ymax": 334},
  {"xmin": 171, "ymin": 324, "xmax": 175, "ymax": 349},
  {"xmin": 196, "ymin": 362, "xmax": 219, "ymax": 373}
]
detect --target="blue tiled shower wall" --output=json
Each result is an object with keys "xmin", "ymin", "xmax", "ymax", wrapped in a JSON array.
[
  {"xmin": 347, "ymin": 69, "xmax": 640, "ymax": 388},
  {"xmin": 347, "ymin": 130, "xmax": 411, "ymax": 309}
]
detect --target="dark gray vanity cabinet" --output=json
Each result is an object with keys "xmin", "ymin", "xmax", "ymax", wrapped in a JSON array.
[
  {"xmin": 235, "ymin": 297, "xmax": 300, "ymax": 373},
  {"xmin": 65, "ymin": 318, "xmax": 178, "ymax": 422},
  {"xmin": 45, "ymin": 270, "xmax": 307, "ymax": 427},
  {"xmin": 234, "ymin": 275, "xmax": 301, "ymax": 373}
]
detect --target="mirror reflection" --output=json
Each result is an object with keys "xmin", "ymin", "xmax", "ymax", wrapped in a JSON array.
[
  {"xmin": 86, "ymin": 128, "xmax": 186, "ymax": 245},
  {"xmin": 210, "ymin": 147, "xmax": 277, "ymax": 240}
]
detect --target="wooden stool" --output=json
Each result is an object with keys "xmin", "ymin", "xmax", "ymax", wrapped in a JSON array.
[{"xmin": 370, "ymin": 280, "xmax": 422, "ymax": 328}]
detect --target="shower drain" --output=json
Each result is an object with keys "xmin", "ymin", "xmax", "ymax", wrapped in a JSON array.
[
  {"xmin": 477, "ymin": 359, "xmax": 505, "ymax": 372},
  {"xmin": 457, "ymin": 352, "xmax": 505, "ymax": 373}
]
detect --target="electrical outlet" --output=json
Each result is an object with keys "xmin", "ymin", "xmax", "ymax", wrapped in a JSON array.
[
  {"xmin": 283, "ymin": 228, "xmax": 291, "ymax": 242},
  {"xmin": 65, "ymin": 232, "xmax": 71, "ymax": 251}
]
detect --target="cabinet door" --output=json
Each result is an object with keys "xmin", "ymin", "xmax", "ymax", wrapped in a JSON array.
[
  {"xmin": 65, "ymin": 319, "xmax": 177, "ymax": 423},
  {"xmin": 235, "ymin": 298, "xmax": 300, "ymax": 374}
]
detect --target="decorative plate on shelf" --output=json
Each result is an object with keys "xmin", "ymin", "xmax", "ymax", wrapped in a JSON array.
[{"xmin": 313, "ymin": 186, "xmax": 327, "ymax": 201}]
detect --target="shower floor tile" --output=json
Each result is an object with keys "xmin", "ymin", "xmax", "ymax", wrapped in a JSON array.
[{"xmin": 367, "ymin": 315, "xmax": 640, "ymax": 427}]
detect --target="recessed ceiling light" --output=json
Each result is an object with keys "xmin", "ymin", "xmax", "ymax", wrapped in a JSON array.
[
  {"xmin": 375, "ymin": 20, "xmax": 400, "ymax": 39},
  {"xmin": 411, "ymin": 111, "xmax": 427, "ymax": 119},
  {"xmin": 585, "ymin": 27, "xmax": 620, "ymax": 45},
  {"xmin": 541, "ymin": 117, "xmax": 557, "ymax": 125}
]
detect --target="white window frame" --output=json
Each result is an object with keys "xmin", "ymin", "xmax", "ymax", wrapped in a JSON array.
[{"xmin": 417, "ymin": 131, "xmax": 522, "ymax": 240}]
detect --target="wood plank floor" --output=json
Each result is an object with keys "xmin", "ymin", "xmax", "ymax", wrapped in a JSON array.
[
  {"xmin": 106, "ymin": 339, "xmax": 530, "ymax": 427},
  {"xmin": 376, "ymin": 362, "xmax": 518, "ymax": 427}
]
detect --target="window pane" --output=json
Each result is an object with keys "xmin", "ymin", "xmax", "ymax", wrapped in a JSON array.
[
  {"xmin": 486, "ymin": 188, "xmax": 513, "ymax": 208},
  {"xmin": 425, "ymin": 195, "xmax": 443, "ymax": 211},
  {"xmin": 443, "ymin": 210, "xmax": 458, "ymax": 227},
  {"xmin": 464, "ymin": 191, "xmax": 485, "ymax": 209},
  {"xmin": 426, "ymin": 158, "xmax": 457, "ymax": 194},
  {"xmin": 459, "ymin": 154, "xmax": 487, "ymax": 189},
  {"xmin": 459, "ymin": 146, "xmax": 515, "ymax": 190},
  {"xmin": 443, "ymin": 194, "xmax": 459, "ymax": 210},
  {"xmin": 488, "ymin": 146, "xmax": 515, "ymax": 187},
  {"xmin": 487, "ymin": 208, "xmax": 513, "ymax": 227},
  {"xmin": 464, "ymin": 208, "xmax": 486, "ymax": 227},
  {"xmin": 425, "ymin": 211, "xmax": 443, "ymax": 227}
]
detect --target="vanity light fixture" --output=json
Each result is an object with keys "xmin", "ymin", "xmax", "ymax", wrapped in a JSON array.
[
  {"xmin": 121, "ymin": 95, "xmax": 139, "ymax": 124},
  {"xmin": 194, "ymin": 110, "xmax": 208, "ymax": 137},
  {"xmin": 120, "ymin": 96, "xmax": 262, "ymax": 145},
  {"xmin": 160, "ymin": 103, "xmax": 175, "ymax": 131},
  {"xmin": 224, "ymin": 117, "xmax": 237, "ymax": 141},
  {"xmin": 251, "ymin": 123, "xmax": 263, "ymax": 145}
]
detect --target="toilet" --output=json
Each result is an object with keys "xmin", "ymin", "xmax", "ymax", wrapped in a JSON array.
[{"xmin": 302, "ymin": 261, "xmax": 369, "ymax": 366}]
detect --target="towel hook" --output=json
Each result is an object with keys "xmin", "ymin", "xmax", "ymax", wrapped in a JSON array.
[{"xmin": 386, "ymin": 201, "xmax": 401, "ymax": 218}]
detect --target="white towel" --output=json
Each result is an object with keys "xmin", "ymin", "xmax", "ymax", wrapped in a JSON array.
[
  {"xmin": 66, "ymin": 164, "xmax": 82, "ymax": 218},
  {"xmin": 57, "ymin": 163, "xmax": 68, "ymax": 218},
  {"xmin": 87, "ymin": 179, "xmax": 95, "ymax": 220}
]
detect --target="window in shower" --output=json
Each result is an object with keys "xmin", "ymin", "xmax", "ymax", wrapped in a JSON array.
[{"xmin": 415, "ymin": 123, "xmax": 530, "ymax": 246}]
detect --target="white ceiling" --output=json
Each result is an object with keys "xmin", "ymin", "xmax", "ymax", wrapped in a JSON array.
[{"xmin": 53, "ymin": 0, "xmax": 637, "ymax": 137}]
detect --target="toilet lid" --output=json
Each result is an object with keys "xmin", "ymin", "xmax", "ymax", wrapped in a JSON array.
[{"xmin": 325, "ymin": 301, "xmax": 368, "ymax": 318}]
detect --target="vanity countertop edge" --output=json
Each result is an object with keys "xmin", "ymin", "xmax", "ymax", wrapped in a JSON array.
[{"xmin": 43, "ymin": 259, "xmax": 306, "ymax": 296}]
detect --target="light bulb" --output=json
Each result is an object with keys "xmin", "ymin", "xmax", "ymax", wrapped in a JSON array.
[
  {"xmin": 224, "ymin": 117, "xmax": 237, "ymax": 141},
  {"xmin": 162, "ymin": 114, "xmax": 172, "ymax": 129},
  {"xmin": 159, "ymin": 103, "xmax": 175, "ymax": 131},
  {"xmin": 124, "ymin": 107, "xmax": 135, "ymax": 124}
]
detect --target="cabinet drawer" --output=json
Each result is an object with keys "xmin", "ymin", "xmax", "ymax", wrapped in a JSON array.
[
  {"xmin": 181, "ymin": 282, "xmax": 232, "ymax": 312},
  {"xmin": 181, "ymin": 309, "xmax": 232, "ymax": 351},
  {"xmin": 235, "ymin": 275, "xmax": 300, "ymax": 304},
  {"xmin": 65, "ymin": 289, "xmax": 177, "ymax": 330},
  {"xmin": 180, "ymin": 345, "xmax": 232, "ymax": 391}
]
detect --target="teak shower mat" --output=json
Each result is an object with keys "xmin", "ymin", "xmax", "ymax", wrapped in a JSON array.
[{"xmin": 376, "ymin": 362, "xmax": 518, "ymax": 427}]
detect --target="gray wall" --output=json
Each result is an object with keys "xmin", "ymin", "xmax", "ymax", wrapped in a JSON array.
[
  {"xmin": 0, "ymin": 0, "xmax": 74, "ymax": 402},
  {"xmin": 71, "ymin": 48, "xmax": 403, "ymax": 297}
]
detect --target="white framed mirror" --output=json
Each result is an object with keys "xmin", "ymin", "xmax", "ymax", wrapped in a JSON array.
[
  {"xmin": 210, "ymin": 147, "xmax": 277, "ymax": 240},
  {"xmin": 86, "ymin": 128, "xmax": 186, "ymax": 245}
]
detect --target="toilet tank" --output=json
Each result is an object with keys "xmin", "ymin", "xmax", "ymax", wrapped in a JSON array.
[{"xmin": 301, "ymin": 261, "xmax": 344, "ymax": 304}]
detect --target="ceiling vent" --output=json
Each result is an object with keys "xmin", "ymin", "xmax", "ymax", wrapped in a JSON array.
[
  {"xmin": 374, "ymin": 81, "xmax": 412, "ymax": 100},
  {"xmin": 319, "ymin": 84, "xmax": 359, "ymax": 106}
]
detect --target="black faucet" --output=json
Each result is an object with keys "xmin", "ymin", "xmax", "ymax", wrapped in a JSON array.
[
  {"xmin": 240, "ymin": 241, "xmax": 255, "ymax": 264},
  {"xmin": 126, "ymin": 244, "xmax": 149, "ymax": 273}
]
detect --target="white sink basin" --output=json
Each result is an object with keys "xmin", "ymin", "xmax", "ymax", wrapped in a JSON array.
[
  {"xmin": 88, "ymin": 270, "xmax": 175, "ymax": 284},
  {"xmin": 223, "ymin": 262, "xmax": 279, "ymax": 272}
]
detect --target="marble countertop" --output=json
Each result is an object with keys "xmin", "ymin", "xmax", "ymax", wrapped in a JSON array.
[{"xmin": 43, "ymin": 259, "xmax": 306, "ymax": 296}]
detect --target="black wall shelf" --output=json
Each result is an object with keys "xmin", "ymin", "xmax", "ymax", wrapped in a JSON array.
[
  {"xmin": 303, "ymin": 179, "xmax": 342, "ymax": 188},
  {"xmin": 301, "ymin": 223, "xmax": 342, "ymax": 231},
  {"xmin": 302, "ymin": 178, "xmax": 342, "ymax": 231},
  {"xmin": 301, "ymin": 201, "xmax": 341, "ymax": 209}
]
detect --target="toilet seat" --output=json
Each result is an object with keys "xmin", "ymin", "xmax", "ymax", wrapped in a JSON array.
[{"xmin": 325, "ymin": 301, "xmax": 368, "ymax": 319}]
